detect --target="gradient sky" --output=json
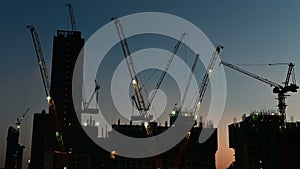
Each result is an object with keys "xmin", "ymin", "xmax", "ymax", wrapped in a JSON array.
[{"xmin": 1, "ymin": 1, "xmax": 300, "ymax": 169}]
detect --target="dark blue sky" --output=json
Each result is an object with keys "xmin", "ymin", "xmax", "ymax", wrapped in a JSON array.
[{"xmin": 1, "ymin": 1, "xmax": 300, "ymax": 168}]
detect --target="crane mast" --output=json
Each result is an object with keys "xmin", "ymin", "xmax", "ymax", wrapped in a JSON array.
[
  {"xmin": 221, "ymin": 61, "xmax": 298, "ymax": 122},
  {"xmin": 192, "ymin": 46, "xmax": 223, "ymax": 114},
  {"xmin": 65, "ymin": 3, "xmax": 76, "ymax": 31}
]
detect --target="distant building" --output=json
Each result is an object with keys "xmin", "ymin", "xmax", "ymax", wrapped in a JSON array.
[
  {"xmin": 29, "ymin": 110, "xmax": 54, "ymax": 169},
  {"xmin": 5, "ymin": 126, "xmax": 25, "ymax": 169},
  {"xmin": 228, "ymin": 112, "xmax": 300, "ymax": 169}
]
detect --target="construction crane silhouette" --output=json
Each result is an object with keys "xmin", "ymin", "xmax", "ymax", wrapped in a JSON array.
[
  {"xmin": 221, "ymin": 61, "xmax": 299, "ymax": 122},
  {"xmin": 27, "ymin": 25, "xmax": 68, "ymax": 165},
  {"xmin": 192, "ymin": 46, "xmax": 223, "ymax": 115},
  {"xmin": 65, "ymin": 3, "xmax": 99, "ymax": 114},
  {"xmin": 174, "ymin": 46, "xmax": 223, "ymax": 169},
  {"xmin": 111, "ymin": 17, "xmax": 186, "ymax": 121},
  {"xmin": 111, "ymin": 17, "xmax": 186, "ymax": 169},
  {"xmin": 16, "ymin": 108, "xmax": 30, "ymax": 129},
  {"xmin": 65, "ymin": 3, "xmax": 76, "ymax": 31}
]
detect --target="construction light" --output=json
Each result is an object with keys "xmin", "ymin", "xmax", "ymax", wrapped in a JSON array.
[
  {"xmin": 132, "ymin": 79, "xmax": 137, "ymax": 85},
  {"xmin": 252, "ymin": 113, "xmax": 259, "ymax": 121},
  {"xmin": 171, "ymin": 110, "xmax": 176, "ymax": 116},
  {"xmin": 111, "ymin": 150, "xmax": 117, "ymax": 159},
  {"xmin": 197, "ymin": 102, "xmax": 201, "ymax": 110},
  {"xmin": 46, "ymin": 96, "xmax": 51, "ymax": 101},
  {"xmin": 144, "ymin": 122, "xmax": 149, "ymax": 128}
]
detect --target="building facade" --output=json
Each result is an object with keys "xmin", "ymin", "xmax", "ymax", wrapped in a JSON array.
[
  {"xmin": 228, "ymin": 112, "xmax": 300, "ymax": 169},
  {"xmin": 29, "ymin": 110, "xmax": 54, "ymax": 169}
]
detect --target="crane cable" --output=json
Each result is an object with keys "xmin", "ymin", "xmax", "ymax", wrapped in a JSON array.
[
  {"xmin": 233, "ymin": 62, "xmax": 291, "ymax": 67},
  {"xmin": 22, "ymin": 38, "xmax": 33, "ymax": 165}
]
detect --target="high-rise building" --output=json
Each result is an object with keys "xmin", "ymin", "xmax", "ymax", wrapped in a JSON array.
[
  {"xmin": 5, "ymin": 126, "xmax": 25, "ymax": 169},
  {"xmin": 50, "ymin": 30, "xmax": 84, "ymax": 128},
  {"xmin": 50, "ymin": 29, "xmax": 90, "ymax": 149},
  {"xmin": 228, "ymin": 112, "xmax": 300, "ymax": 169},
  {"xmin": 50, "ymin": 30, "xmax": 98, "ymax": 169}
]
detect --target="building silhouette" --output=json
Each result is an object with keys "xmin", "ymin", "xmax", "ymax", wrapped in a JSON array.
[
  {"xmin": 5, "ymin": 126, "xmax": 25, "ymax": 169},
  {"xmin": 107, "ymin": 119, "xmax": 218, "ymax": 169},
  {"xmin": 228, "ymin": 112, "xmax": 300, "ymax": 169},
  {"xmin": 50, "ymin": 30, "xmax": 84, "ymax": 128},
  {"xmin": 50, "ymin": 30, "xmax": 94, "ymax": 169},
  {"xmin": 29, "ymin": 110, "xmax": 54, "ymax": 169}
]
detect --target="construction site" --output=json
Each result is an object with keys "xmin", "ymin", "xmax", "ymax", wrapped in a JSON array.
[{"xmin": 2, "ymin": 2, "xmax": 300, "ymax": 169}]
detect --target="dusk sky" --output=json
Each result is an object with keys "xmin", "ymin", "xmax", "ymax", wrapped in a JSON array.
[{"xmin": 1, "ymin": 1, "xmax": 300, "ymax": 169}]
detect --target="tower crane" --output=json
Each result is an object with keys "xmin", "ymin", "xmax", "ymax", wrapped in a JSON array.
[
  {"xmin": 192, "ymin": 46, "xmax": 223, "ymax": 115},
  {"xmin": 65, "ymin": 3, "xmax": 76, "ymax": 31},
  {"xmin": 27, "ymin": 26, "xmax": 51, "ymax": 101},
  {"xmin": 111, "ymin": 18, "xmax": 186, "ymax": 169},
  {"xmin": 220, "ymin": 61, "xmax": 299, "ymax": 122},
  {"xmin": 111, "ymin": 17, "xmax": 186, "ymax": 121},
  {"xmin": 27, "ymin": 25, "xmax": 66, "ymax": 156},
  {"xmin": 173, "ymin": 46, "xmax": 223, "ymax": 169},
  {"xmin": 16, "ymin": 108, "xmax": 30, "ymax": 129},
  {"xmin": 111, "ymin": 17, "xmax": 147, "ymax": 119},
  {"xmin": 177, "ymin": 54, "xmax": 199, "ymax": 112}
]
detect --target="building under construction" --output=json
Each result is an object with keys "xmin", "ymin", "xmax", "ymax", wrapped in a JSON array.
[
  {"xmin": 27, "ymin": 22, "xmax": 220, "ymax": 169},
  {"xmin": 228, "ymin": 112, "xmax": 300, "ymax": 169},
  {"xmin": 24, "ymin": 4, "xmax": 226, "ymax": 168},
  {"xmin": 29, "ymin": 29, "xmax": 102, "ymax": 169},
  {"xmin": 106, "ymin": 119, "xmax": 217, "ymax": 169}
]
